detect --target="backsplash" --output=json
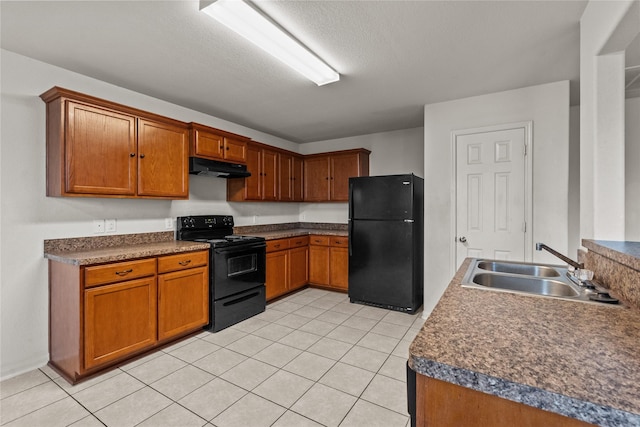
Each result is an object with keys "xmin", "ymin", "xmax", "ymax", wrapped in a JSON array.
[{"xmin": 583, "ymin": 240, "xmax": 640, "ymax": 310}]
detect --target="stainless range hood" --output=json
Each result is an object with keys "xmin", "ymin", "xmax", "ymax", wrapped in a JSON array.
[{"xmin": 189, "ymin": 157, "xmax": 251, "ymax": 178}]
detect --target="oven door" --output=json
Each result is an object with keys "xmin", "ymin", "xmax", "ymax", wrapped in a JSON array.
[{"xmin": 212, "ymin": 242, "xmax": 266, "ymax": 300}]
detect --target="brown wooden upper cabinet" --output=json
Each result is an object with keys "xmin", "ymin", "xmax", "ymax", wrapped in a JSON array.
[
  {"xmin": 279, "ymin": 152, "xmax": 304, "ymax": 202},
  {"xmin": 304, "ymin": 149, "xmax": 371, "ymax": 202},
  {"xmin": 40, "ymin": 87, "xmax": 189, "ymax": 199},
  {"xmin": 227, "ymin": 142, "xmax": 280, "ymax": 201},
  {"xmin": 188, "ymin": 122, "xmax": 249, "ymax": 164},
  {"xmin": 228, "ymin": 146, "xmax": 370, "ymax": 203}
]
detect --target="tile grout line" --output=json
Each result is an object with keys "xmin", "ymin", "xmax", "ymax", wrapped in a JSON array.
[{"xmin": 2, "ymin": 289, "xmax": 417, "ymax": 426}]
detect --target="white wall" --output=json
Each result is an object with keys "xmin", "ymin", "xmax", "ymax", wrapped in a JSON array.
[
  {"xmin": 626, "ymin": 97, "xmax": 640, "ymax": 240},
  {"xmin": 569, "ymin": 105, "xmax": 581, "ymax": 260},
  {"xmin": 580, "ymin": 0, "xmax": 639, "ymax": 240},
  {"xmin": 422, "ymin": 81, "xmax": 570, "ymax": 316},
  {"xmin": 298, "ymin": 128, "xmax": 424, "ymax": 223}
]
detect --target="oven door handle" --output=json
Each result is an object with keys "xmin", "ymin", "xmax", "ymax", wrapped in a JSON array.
[{"xmin": 214, "ymin": 242, "xmax": 266, "ymax": 254}]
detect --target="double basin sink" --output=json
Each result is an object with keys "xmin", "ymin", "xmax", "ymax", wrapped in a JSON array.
[{"xmin": 461, "ymin": 259, "xmax": 617, "ymax": 304}]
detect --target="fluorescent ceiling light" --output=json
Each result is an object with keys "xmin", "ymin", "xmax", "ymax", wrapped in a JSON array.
[{"xmin": 201, "ymin": 0, "xmax": 340, "ymax": 86}]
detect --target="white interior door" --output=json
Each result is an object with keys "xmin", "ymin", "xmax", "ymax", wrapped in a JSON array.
[{"xmin": 455, "ymin": 126, "xmax": 527, "ymax": 268}]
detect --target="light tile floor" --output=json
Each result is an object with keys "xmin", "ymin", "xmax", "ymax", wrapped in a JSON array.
[{"xmin": 0, "ymin": 288, "xmax": 425, "ymax": 427}]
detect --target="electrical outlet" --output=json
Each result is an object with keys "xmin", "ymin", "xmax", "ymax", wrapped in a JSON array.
[
  {"xmin": 93, "ymin": 219, "xmax": 105, "ymax": 234},
  {"xmin": 105, "ymin": 219, "xmax": 117, "ymax": 233},
  {"xmin": 165, "ymin": 218, "xmax": 173, "ymax": 229}
]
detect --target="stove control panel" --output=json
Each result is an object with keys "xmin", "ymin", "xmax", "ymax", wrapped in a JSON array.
[{"xmin": 177, "ymin": 215, "xmax": 234, "ymax": 230}]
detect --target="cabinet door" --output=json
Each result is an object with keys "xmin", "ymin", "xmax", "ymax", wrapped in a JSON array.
[
  {"xmin": 279, "ymin": 153, "xmax": 294, "ymax": 201},
  {"xmin": 66, "ymin": 101, "xmax": 137, "ymax": 196},
  {"xmin": 137, "ymin": 119, "xmax": 189, "ymax": 198},
  {"xmin": 292, "ymin": 156, "xmax": 304, "ymax": 201},
  {"xmin": 304, "ymin": 156, "xmax": 330, "ymax": 201},
  {"xmin": 193, "ymin": 129, "xmax": 224, "ymax": 160},
  {"xmin": 261, "ymin": 148, "xmax": 278, "ymax": 201},
  {"xmin": 157, "ymin": 266, "xmax": 209, "ymax": 341},
  {"xmin": 330, "ymin": 152, "xmax": 361, "ymax": 201},
  {"xmin": 84, "ymin": 277, "xmax": 157, "ymax": 370},
  {"xmin": 309, "ymin": 244, "xmax": 330, "ymax": 285},
  {"xmin": 223, "ymin": 137, "xmax": 247, "ymax": 163},
  {"xmin": 289, "ymin": 246, "xmax": 309, "ymax": 291},
  {"xmin": 329, "ymin": 247, "xmax": 349, "ymax": 291},
  {"xmin": 243, "ymin": 144, "xmax": 262, "ymax": 200},
  {"xmin": 266, "ymin": 250, "xmax": 288, "ymax": 300}
]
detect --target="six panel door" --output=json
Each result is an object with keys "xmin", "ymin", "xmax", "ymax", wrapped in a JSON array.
[{"xmin": 455, "ymin": 127, "xmax": 526, "ymax": 268}]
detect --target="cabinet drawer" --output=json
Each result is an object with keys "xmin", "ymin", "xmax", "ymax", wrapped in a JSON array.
[
  {"xmin": 157, "ymin": 250, "xmax": 208, "ymax": 274},
  {"xmin": 309, "ymin": 235, "xmax": 330, "ymax": 246},
  {"xmin": 267, "ymin": 239, "xmax": 290, "ymax": 252},
  {"xmin": 289, "ymin": 236, "xmax": 309, "ymax": 248},
  {"xmin": 85, "ymin": 259, "xmax": 156, "ymax": 288},
  {"xmin": 330, "ymin": 236, "xmax": 348, "ymax": 247}
]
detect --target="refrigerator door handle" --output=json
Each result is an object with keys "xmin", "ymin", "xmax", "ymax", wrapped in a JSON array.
[
  {"xmin": 404, "ymin": 219, "xmax": 415, "ymax": 223},
  {"xmin": 348, "ymin": 220, "xmax": 353, "ymax": 256},
  {"xmin": 348, "ymin": 181, "xmax": 354, "ymax": 220}
]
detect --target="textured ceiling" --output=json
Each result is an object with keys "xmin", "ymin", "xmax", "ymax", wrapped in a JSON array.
[{"xmin": 1, "ymin": 0, "xmax": 591, "ymax": 143}]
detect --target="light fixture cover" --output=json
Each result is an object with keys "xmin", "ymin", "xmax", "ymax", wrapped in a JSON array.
[{"xmin": 201, "ymin": 0, "xmax": 339, "ymax": 86}]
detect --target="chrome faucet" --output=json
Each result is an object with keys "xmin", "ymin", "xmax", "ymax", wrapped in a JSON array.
[{"xmin": 535, "ymin": 243, "xmax": 583, "ymax": 270}]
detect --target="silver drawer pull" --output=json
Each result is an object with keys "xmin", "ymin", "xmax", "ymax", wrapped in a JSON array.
[
  {"xmin": 178, "ymin": 260, "xmax": 192, "ymax": 266},
  {"xmin": 115, "ymin": 269, "xmax": 133, "ymax": 276}
]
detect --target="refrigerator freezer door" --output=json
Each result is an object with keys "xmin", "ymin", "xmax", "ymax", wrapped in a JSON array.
[
  {"xmin": 348, "ymin": 219, "xmax": 417, "ymax": 311},
  {"xmin": 350, "ymin": 175, "xmax": 415, "ymax": 221}
]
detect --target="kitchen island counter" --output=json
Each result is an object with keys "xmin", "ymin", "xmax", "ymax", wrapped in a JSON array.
[{"xmin": 409, "ymin": 258, "xmax": 640, "ymax": 426}]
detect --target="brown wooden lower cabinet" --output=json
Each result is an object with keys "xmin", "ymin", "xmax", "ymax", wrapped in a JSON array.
[
  {"xmin": 157, "ymin": 266, "xmax": 209, "ymax": 342},
  {"xmin": 416, "ymin": 375, "xmax": 595, "ymax": 427},
  {"xmin": 265, "ymin": 236, "xmax": 309, "ymax": 301},
  {"xmin": 84, "ymin": 277, "xmax": 157, "ymax": 370},
  {"xmin": 266, "ymin": 249, "xmax": 289, "ymax": 300},
  {"xmin": 49, "ymin": 250, "xmax": 209, "ymax": 384},
  {"xmin": 309, "ymin": 235, "xmax": 349, "ymax": 291},
  {"xmin": 289, "ymin": 245, "xmax": 309, "ymax": 289}
]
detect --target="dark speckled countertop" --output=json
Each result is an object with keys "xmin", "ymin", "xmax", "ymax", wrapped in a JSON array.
[
  {"xmin": 234, "ymin": 222, "xmax": 347, "ymax": 240},
  {"xmin": 409, "ymin": 258, "xmax": 640, "ymax": 426},
  {"xmin": 583, "ymin": 240, "xmax": 640, "ymax": 271},
  {"xmin": 243, "ymin": 228, "xmax": 347, "ymax": 240},
  {"xmin": 44, "ymin": 232, "xmax": 210, "ymax": 265}
]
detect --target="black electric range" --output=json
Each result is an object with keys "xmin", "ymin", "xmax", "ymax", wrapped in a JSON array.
[{"xmin": 176, "ymin": 215, "xmax": 266, "ymax": 332}]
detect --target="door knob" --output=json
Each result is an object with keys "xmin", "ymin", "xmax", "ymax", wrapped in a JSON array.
[{"xmin": 458, "ymin": 236, "xmax": 467, "ymax": 243}]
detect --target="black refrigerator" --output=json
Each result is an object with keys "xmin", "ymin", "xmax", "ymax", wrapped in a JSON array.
[{"xmin": 348, "ymin": 174, "xmax": 424, "ymax": 313}]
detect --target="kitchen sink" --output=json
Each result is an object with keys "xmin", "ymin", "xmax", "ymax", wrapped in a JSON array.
[
  {"xmin": 472, "ymin": 273, "xmax": 579, "ymax": 297},
  {"xmin": 461, "ymin": 259, "xmax": 620, "ymax": 305},
  {"xmin": 476, "ymin": 261, "xmax": 560, "ymax": 277}
]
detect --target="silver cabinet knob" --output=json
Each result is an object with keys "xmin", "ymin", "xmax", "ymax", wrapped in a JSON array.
[{"xmin": 459, "ymin": 236, "xmax": 467, "ymax": 243}]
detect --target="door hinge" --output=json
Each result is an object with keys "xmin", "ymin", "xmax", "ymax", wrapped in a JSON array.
[
  {"xmin": 524, "ymin": 143, "xmax": 527, "ymax": 156},
  {"xmin": 522, "ymin": 222, "xmax": 527, "ymax": 232}
]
